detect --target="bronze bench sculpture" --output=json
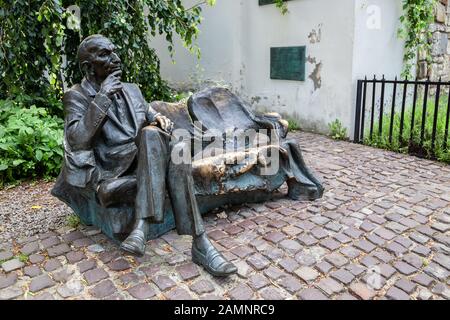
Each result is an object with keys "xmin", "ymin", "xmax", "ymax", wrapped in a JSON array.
[{"xmin": 51, "ymin": 35, "xmax": 324, "ymax": 277}]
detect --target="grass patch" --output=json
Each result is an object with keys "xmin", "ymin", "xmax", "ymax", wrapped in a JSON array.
[
  {"xmin": 0, "ymin": 258, "xmax": 12, "ymax": 265},
  {"xmin": 362, "ymin": 95, "xmax": 450, "ymax": 163},
  {"xmin": 328, "ymin": 119, "xmax": 348, "ymax": 140},
  {"xmin": 287, "ymin": 118, "xmax": 301, "ymax": 131},
  {"xmin": 16, "ymin": 253, "xmax": 29, "ymax": 263},
  {"xmin": 66, "ymin": 214, "xmax": 81, "ymax": 228}
]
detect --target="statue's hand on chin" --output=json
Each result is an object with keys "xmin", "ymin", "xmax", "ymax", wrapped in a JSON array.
[{"xmin": 99, "ymin": 70, "xmax": 123, "ymax": 98}]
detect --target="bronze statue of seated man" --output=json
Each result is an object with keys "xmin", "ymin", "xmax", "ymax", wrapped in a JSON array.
[{"xmin": 57, "ymin": 34, "xmax": 236, "ymax": 277}]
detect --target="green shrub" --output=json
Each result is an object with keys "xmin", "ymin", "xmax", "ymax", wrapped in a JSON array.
[
  {"xmin": 66, "ymin": 214, "xmax": 81, "ymax": 228},
  {"xmin": 0, "ymin": 96, "xmax": 64, "ymax": 186},
  {"xmin": 16, "ymin": 253, "xmax": 29, "ymax": 263},
  {"xmin": 363, "ymin": 96, "xmax": 450, "ymax": 164},
  {"xmin": 287, "ymin": 118, "xmax": 301, "ymax": 131},
  {"xmin": 173, "ymin": 91, "xmax": 194, "ymax": 103},
  {"xmin": 328, "ymin": 119, "xmax": 348, "ymax": 140}
]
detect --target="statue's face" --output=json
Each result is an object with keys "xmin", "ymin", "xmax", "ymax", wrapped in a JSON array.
[{"xmin": 87, "ymin": 37, "xmax": 122, "ymax": 81}]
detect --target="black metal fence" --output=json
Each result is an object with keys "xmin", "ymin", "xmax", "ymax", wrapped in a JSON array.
[{"xmin": 353, "ymin": 76, "xmax": 450, "ymax": 161}]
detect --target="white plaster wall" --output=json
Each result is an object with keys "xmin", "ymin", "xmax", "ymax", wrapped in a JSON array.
[
  {"xmin": 352, "ymin": 0, "xmax": 405, "ymax": 80},
  {"xmin": 241, "ymin": 0, "xmax": 356, "ymax": 134},
  {"xmin": 350, "ymin": 0, "xmax": 405, "ymax": 138},
  {"xmin": 151, "ymin": 0, "xmax": 405, "ymax": 136},
  {"xmin": 151, "ymin": 0, "xmax": 244, "ymax": 91}
]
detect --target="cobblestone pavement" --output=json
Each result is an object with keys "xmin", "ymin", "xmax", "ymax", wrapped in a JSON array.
[{"xmin": 0, "ymin": 132, "xmax": 449, "ymax": 300}]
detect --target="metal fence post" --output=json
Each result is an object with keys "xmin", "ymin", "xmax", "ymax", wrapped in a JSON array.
[{"xmin": 354, "ymin": 80, "xmax": 363, "ymax": 143}]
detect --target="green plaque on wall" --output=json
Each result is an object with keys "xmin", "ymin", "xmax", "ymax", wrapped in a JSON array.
[{"xmin": 270, "ymin": 46, "xmax": 306, "ymax": 81}]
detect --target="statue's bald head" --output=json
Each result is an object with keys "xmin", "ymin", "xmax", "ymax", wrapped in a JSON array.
[
  {"xmin": 77, "ymin": 35, "xmax": 121, "ymax": 83},
  {"xmin": 78, "ymin": 34, "xmax": 110, "ymax": 70}
]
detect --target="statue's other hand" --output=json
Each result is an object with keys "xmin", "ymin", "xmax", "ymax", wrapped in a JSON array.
[
  {"xmin": 155, "ymin": 114, "xmax": 174, "ymax": 134},
  {"xmin": 99, "ymin": 70, "xmax": 123, "ymax": 97}
]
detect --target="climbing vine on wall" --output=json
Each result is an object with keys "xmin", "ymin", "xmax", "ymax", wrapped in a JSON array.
[
  {"xmin": 274, "ymin": 0, "xmax": 289, "ymax": 15},
  {"xmin": 398, "ymin": 0, "xmax": 436, "ymax": 78}
]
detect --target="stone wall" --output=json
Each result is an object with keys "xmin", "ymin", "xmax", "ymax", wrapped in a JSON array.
[{"xmin": 418, "ymin": 0, "xmax": 450, "ymax": 80}]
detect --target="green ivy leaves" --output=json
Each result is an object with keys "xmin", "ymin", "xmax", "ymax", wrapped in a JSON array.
[
  {"xmin": 398, "ymin": 0, "xmax": 436, "ymax": 78},
  {"xmin": 274, "ymin": 0, "xmax": 289, "ymax": 15}
]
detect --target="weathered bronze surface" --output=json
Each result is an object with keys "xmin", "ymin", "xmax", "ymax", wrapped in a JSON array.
[
  {"xmin": 270, "ymin": 46, "xmax": 306, "ymax": 81},
  {"xmin": 51, "ymin": 35, "xmax": 323, "ymax": 277},
  {"xmin": 52, "ymin": 35, "xmax": 237, "ymax": 276}
]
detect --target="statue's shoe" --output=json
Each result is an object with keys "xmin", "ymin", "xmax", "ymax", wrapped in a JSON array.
[
  {"xmin": 120, "ymin": 229, "xmax": 146, "ymax": 256},
  {"xmin": 192, "ymin": 242, "xmax": 237, "ymax": 277}
]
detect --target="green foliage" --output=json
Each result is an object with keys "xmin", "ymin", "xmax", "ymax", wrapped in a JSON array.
[
  {"xmin": 0, "ymin": 0, "xmax": 213, "ymax": 185},
  {"xmin": 16, "ymin": 253, "xmax": 29, "ymax": 263},
  {"xmin": 0, "ymin": 0, "xmax": 66, "ymax": 115},
  {"xmin": 0, "ymin": 0, "xmax": 215, "ymax": 115},
  {"xmin": 0, "ymin": 96, "xmax": 64, "ymax": 186},
  {"xmin": 398, "ymin": 0, "xmax": 436, "ymax": 78},
  {"xmin": 287, "ymin": 118, "xmax": 300, "ymax": 131},
  {"xmin": 328, "ymin": 119, "xmax": 348, "ymax": 140},
  {"xmin": 66, "ymin": 214, "xmax": 81, "ymax": 228},
  {"xmin": 274, "ymin": 0, "xmax": 289, "ymax": 15},
  {"xmin": 62, "ymin": 0, "xmax": 214, "ymax": 103},
  {"xmin": 173, "ymin": 91, "xmax": 194, "ymax": 103},
  {"xmin": 0, "ymin": 257, "xmax": 12, "ymax": 265},
  {"xmin": 363, "ymin": 96, "xmax": 450, "ymax": 164}
]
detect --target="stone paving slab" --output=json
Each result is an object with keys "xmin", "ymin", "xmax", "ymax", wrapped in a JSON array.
[{"xmin": 0, "ymin": 132, "xmax": 449, "ymax": 300}]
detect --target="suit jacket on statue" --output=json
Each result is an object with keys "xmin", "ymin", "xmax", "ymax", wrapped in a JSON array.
[{"xmin": 62, "ymin": 78, "xmax": 159, "ymax": 188}]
